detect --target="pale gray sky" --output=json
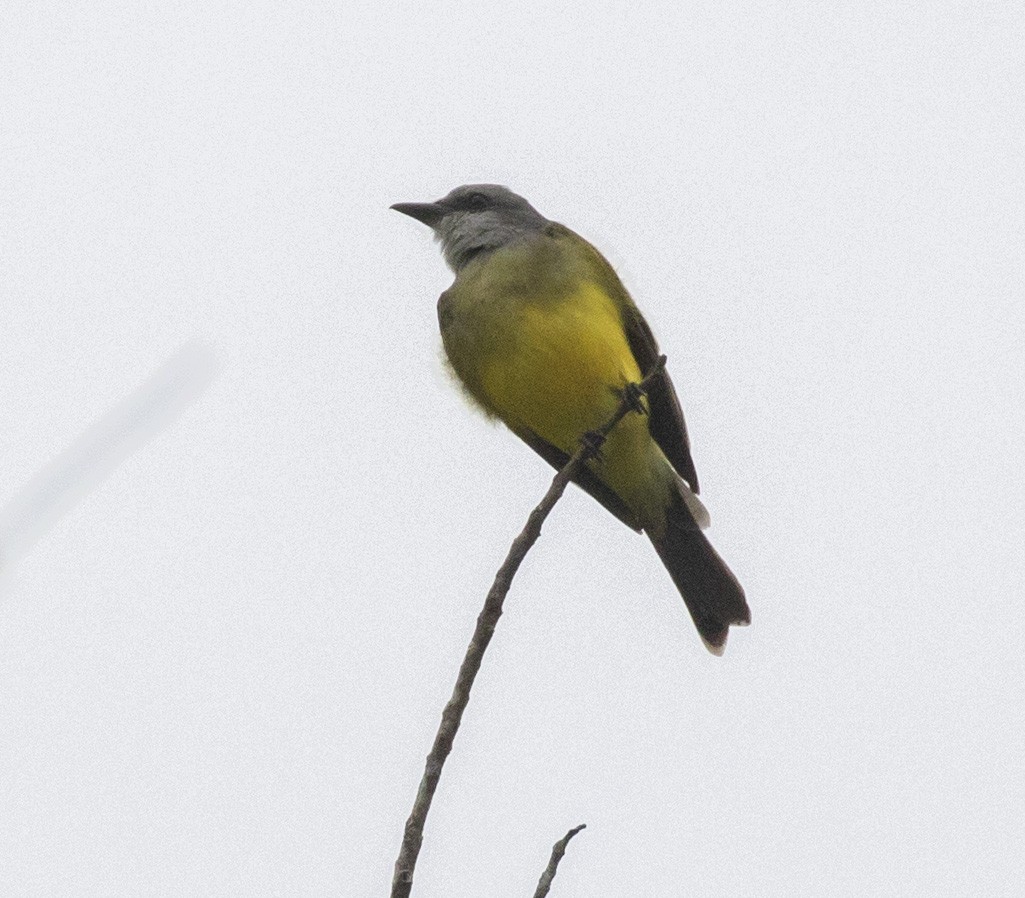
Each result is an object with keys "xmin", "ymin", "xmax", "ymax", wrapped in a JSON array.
[{"xmin": 2, "ymin": 2, "xmax": 1023, "ymax": 896}]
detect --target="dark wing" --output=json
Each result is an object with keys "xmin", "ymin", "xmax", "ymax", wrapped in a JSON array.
[
  {"xmin": 513, "ymin": 427, "xmax": 643, "ymax": 532},
  {"xmin": 619, "ymin": 303, "xmax": 701, "ymax": 493},
  {"xmin": 546, "ymin": 222, "xmax": 701, "ymax": 493}
]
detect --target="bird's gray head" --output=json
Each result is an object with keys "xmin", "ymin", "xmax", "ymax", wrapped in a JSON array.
[{"xmin": 391, "ymin": 184, "xmax": 549, "ymax": 272}]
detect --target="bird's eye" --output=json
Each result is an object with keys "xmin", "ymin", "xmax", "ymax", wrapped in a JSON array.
[{"xmin": 466, "ymin": 192, "xmax": 489, "ymax": 210}]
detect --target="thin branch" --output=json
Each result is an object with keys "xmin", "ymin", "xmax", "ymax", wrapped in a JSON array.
[
  {"xmin": 390, "ymin": 356, "xmax": 668, "ymax": 898},
  {"xmin": 532, "ymin": 824, "xmax": 586, "ymax": 898}
]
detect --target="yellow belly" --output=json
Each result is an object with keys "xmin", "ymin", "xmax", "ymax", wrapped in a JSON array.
[
  {"xmin": 479, "ymin": 281, "xmax": 643, "ymax": 452},
  {"xmin": 473, "ymin": 280, "xmax": 670, "ymax": 521}
]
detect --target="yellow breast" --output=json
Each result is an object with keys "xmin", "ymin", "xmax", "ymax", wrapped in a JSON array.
[{"xmin": 479, "ymin": 280, "xmax": 643, "ymax": 454}]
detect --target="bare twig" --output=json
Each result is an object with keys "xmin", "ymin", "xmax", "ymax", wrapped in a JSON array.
[
  {"xmin": 532, "ymin": 824, "xmax": 587, "ymax": 898},
  {"xmin": 390, "ymin": 356, "xmax": 667, "ymax": 898}
]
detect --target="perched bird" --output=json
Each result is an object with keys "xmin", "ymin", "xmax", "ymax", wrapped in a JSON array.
[{"xmin": 392, "ymin": 185, "xmax": 749, "ymax": 654}]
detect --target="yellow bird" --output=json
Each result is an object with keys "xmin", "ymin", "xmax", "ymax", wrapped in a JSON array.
[{"xmin": 392, "ymin": 185, "xmax": 749, "ymax": 654}]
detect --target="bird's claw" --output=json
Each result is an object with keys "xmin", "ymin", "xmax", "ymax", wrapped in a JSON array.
[
  {"xmin": 621, "ymin": 381, "xmax": 647, "ymax": 415},
  {"xmin": 581, "ymin": 429, "xmax": 606, "ymax": 459}
]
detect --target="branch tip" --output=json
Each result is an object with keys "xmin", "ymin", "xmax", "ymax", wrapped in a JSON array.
[{"xmin": 532, "ymin": 824, "xmax": 588, "ymax": 898}]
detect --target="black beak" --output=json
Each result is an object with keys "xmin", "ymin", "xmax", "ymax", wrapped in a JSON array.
[{"xmin": 390, "ymin": 201, "xmax": 446, "ymax": 228}]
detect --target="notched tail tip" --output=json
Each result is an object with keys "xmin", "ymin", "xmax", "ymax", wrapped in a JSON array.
[
  {"xmin": 699, "ymin": 621, "xmax": 728, "ymax": 656},
  {"xmin": 698, "ymin": 609, "xmax": 752, "ymax": 656},
  {"xmin": 703, "ymin": 638, "xmax": 727, "ymax": 657}
]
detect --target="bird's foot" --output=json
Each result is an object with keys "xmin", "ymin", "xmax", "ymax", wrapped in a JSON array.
[
  {"xmin": 580, "ymin": 429, "xmax": 606, "ymax": 460},
  {"xmin": 619, "ymin": 381, "xmax": 648, "ymax": 415}
]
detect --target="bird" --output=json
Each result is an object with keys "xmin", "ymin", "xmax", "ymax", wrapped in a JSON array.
[{"xmin": 391, "ymin": 185, "xmax": 749, "ymax": 654}]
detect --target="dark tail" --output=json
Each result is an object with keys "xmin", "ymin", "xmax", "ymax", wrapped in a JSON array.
[{"xmin": 649, "ymin": 496, "xmax": 750, "ymax": 655}]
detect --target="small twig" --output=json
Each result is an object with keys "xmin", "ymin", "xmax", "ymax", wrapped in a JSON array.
[
  {"xmin": 532, "ymin": 824, "xmax": 587, "ymax": 898},
  {"xmin": 390, "ymin": 356, "xmax": 667, "ymax": 898}
]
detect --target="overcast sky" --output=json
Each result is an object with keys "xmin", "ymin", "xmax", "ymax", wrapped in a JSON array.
[{"xmin": 2, "ymin": 2, "xmax": 1023, "ymax": 896}]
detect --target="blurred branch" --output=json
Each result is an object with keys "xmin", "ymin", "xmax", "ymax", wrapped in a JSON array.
[
  {"xmin": 390, "ymin": 357, "xmax": 667, "ymax": 898},
  {"xmin": 532, "ymin": 824, "xmax": 586, "ymax": 898},
  {"xmin": 0, "ymin": 342, "xmax": 216, "ymax": 573}
]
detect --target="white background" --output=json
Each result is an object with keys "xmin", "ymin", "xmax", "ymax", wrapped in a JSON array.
[{"xmin": 2, "ymin": 2, "xmax": 1023, "ymax": 895}]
